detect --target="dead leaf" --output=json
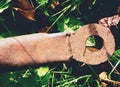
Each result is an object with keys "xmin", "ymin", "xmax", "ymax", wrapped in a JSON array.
[
  {"xmin": 37, "ymin": 27, "xmax": 49, "ymax": 33},
  {"xmin": 99, "ymin": 72, "xmax": 108, "ymax": 81},
  {"xmin": 117, "ymin": 5, "xmax": 120, "ymax": 13},
  {"xmin": 13, "ymin": 0, "xmax": 35, "ymax": 21},
  {"xmin": 51, "ymin": 1, "xmax": 60, "ymax": 10},
  {"xmin": 98, "ymin": 14, "xmax": 120, "ymax": 28},
  {"xmin": 99, "ymin": 72, "xmax": 120, "ymax": 87}
]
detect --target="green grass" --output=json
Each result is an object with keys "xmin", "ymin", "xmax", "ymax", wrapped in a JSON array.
[{"xmin": 0, "ymin": 0, "xmax": 120, "ymax": 87}]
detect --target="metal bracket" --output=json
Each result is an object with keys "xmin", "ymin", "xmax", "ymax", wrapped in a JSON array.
[{"xmin": 0, "ymin": 23, "xmax": 115, "ymax": 70}]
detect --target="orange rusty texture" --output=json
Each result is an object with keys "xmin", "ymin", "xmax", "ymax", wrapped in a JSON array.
[
  {"xmin": 0, "ymin": 23, "xmax": 115, "ymax": 70},
  {"xmin": 71, "ymin": 23, "xmax": 115, "ymax": 65},
  {"xmin": 0, "ymin": 33, "xmax": 71, "ymax": 68}
]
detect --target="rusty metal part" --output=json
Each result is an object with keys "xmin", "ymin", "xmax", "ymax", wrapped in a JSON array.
[
  {"xmin": 0, "ymin": 23, "xmax": 115, "ymax": 69},
  {"xmin": 0, "ymin": 33, "xmax": 71, "ymax": 68},
  {"xmin": 71, "ymin": 24, "xmax": 115, "ymax": 65}
]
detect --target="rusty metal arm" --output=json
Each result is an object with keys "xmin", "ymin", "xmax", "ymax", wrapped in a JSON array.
[
  {"xmin": 0, "ymin": 23, "xmax": 115, "ymax": 70},
  {"xmin": 0, "ymin": 32, "xmax": 72, "ymax": 68}
]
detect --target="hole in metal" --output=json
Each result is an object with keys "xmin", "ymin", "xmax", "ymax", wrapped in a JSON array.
[{"xmin": 86, "ymin": 35, "xmax": 103, "ymax": 52}]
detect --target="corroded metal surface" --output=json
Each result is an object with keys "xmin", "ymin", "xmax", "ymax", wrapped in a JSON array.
[
  {"xmin": 71, "ymin": 23, "xmax": 115, "ymax": 65},
  {"xmin": 0, "ymin": 23, "xmax": 115, "ymax": 69},
  {"xmin": 0, "ymin": 33, "xmax": 71, "ymax": 68}
]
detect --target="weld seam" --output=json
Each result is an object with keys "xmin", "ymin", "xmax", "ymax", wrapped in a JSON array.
[{"xmin": 66, "ymin": 33, "xmax": 73, "ymax": 58}]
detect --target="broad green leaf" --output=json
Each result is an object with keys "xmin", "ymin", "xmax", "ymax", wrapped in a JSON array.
[
  {"xmin": 36, "ymin": 66, "xmax": 49, "ymax": 77},
  {"xmin": 35, "ymin": 66, "xmax": 51, "ymax": 86},
  {"xmin": 86, "ymin": 36, "xmax": 96, "ymax": 47},
  {"xmin": 64, "ymin": 24, "xmax": 74, "ymax": 32},
  {"xmin": 57, "ymin": 17, "xmax": 83, "ymax": 32},
  {"xmin": 41, "ymin": 72, "xmax": 51, "ymax": 85},
  {"xmin": 0, "ymin": 0, "xmax": 11, "ymax": 13}
]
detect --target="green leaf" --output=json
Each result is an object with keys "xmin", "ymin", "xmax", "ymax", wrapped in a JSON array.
[
  {"xmin": 36, "ymin": 66, "xmax": 49, "ymax": 77},
  {"xmin": 64, "ymin": 24, "xmax": 74, "ymax": 32},
  {"xmin": 41, "ymin": 72, "xmax": 51, "ymax": 85},
  {"xmin": 86, "ymin": 36, "xmax": 96, "ymax": 47},
  {"xmin": 35, "ymin": 66, "xmax": 51, "ymax": 86},
  {"xmin": 0, "ymin": 0, "xmax": 11, "ymax": 13},
  {"xmin": 0, "ymin": 31, "xmax": 17, "ymax": 38},
  {"xmin": 57, "ymin": 17, "xmax": 83, "ymax": 32},
  {"xmin": 36, "ymin": 0, "xmax": 48, "ymax": 6}
]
